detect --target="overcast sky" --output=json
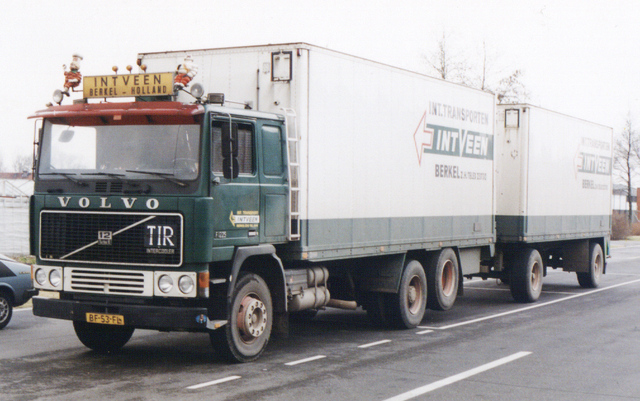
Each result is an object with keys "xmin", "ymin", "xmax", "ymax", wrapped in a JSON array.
[{"xmin": 1, "ymin": 0, "xmax": 638, "ymax": 169}]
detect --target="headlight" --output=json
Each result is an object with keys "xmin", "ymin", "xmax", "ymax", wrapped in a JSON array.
[
  {"xmin": 158, "ymin": 275, "xmax": 173, "ymax": 293},
  {"xmin": 49, "ymin": 269, "xmax": 62, "ymax": 287},
  {"xmin": 178, "ymin": 275, "xmax": 195, "ymax": 294},
  {"xmin": 35, "ymin": 268, "xmax": 47, "ymax": 286}
]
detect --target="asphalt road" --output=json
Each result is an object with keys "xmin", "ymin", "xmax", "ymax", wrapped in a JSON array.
[{"xmin": 2, "ymin": 243, "xmax": 640, "ymax": 400}]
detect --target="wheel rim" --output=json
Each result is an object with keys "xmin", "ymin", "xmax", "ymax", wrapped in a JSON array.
[
  {"xmin": 531, "ymin": 261, "xmax": 542, "ymax": 290},
  {"xmin": 0, "ymin": 298, "xmax": 8, "ymax": 323},
  {"xmin": 441, "ymin": 260, "xmax": 455, "ymax": 297},
  {"xmin": 407, "ymin": 275, "xmax": 423, "ymax": 315},
  {"xmin": 236, "ymin": 294, "xmax": 268, "ymax": 343},
  {"xmin": 594, "ymin": 252, "xmax": 603, "ymax": 279}
]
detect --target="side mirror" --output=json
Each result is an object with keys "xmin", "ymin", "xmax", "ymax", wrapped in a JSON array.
[
  {"xmin": 221, "ymin": 123, "xmax": 238, "ymax": 158},
  {"xmin": 58, "ymin": 129, "xmax": 75, "ymax": 143},
  {"xmin": 223, "ymin": 158, "xmax": 239, "ymax": 179},
  {"xmin": 221, "ymin": 122, "xmax": 239, "ymax": 179}
]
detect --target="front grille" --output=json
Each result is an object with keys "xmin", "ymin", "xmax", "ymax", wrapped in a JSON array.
[
  {"xmin": 95, "ymin": 182, "xmax": 124, "ymax": 193},
  {"xmin": 40, "ymin": 211, "xmax": 183, "ymax": 266},
  {"xmin": 64, "ymin": 267, "xmax": 154, "ymax": 296}
]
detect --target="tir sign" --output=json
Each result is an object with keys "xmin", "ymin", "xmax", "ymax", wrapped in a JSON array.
[{"xmin": 145, "ymin": 225, "xmax": 176, "ymax": 248}]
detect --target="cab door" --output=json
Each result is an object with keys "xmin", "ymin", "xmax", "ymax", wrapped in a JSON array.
[
  {"xmin": 258, "ymin": 123, "xmax": 288, "ymax": 243},
  {"xmin": 210, "ymin": 117, "xmax": 260, "ymax": 247}
]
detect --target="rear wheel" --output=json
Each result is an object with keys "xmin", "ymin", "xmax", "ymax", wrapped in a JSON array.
[
  {"xmin": 427, "ymin": 248, "xmax": 459, "ymax": 311},
  {"xmin": 577, "ymin": 243, "xmax": 604, "ymax": 288},
  {"xmin": 510, "ymin": 248, "xmax": 543, "ymax": 303},
  {"xmin": 210, "ymin": 273, "xmax": 273, "ymax": 363},
  {"xmin": 388, "ymin": 260, "xmax": 427, "ymax": 329},
  {"xmin": 0, "ymin": 292, "xmax": 13, "ymax": 330},
  {"xmin": 73, "ymin": 321, "xmax": 135, "ymax": 354}
]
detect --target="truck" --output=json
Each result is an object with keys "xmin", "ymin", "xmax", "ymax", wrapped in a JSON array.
[{"xmin": 29, "ymin": 43, "xmax": 612, "ymax": 362}]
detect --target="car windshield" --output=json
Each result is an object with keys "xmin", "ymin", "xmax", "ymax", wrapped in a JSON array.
[{"xmin": 38, "ymin": 121, "xmax": 201, "ymax": 181}]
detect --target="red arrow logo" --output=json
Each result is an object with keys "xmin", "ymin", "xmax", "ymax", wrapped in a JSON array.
[{"xmin": 413, "ymin": 111, "xmax": 434, "ymax": 166}]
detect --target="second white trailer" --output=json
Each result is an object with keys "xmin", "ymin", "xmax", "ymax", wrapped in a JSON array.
[{"xmin": 493, "ymin": 104, "xmax": 612, "ymax": 301}]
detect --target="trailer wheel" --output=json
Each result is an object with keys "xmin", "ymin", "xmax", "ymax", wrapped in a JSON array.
[
  {"xmin": 73, "ymin": 321, "xmax": 135, "ymax": 354},
  {"xmin": 577, "ymin": 243, "xmax": 604, "ymax": 288},
  {"xmin": 210, "ymin": 273, "xmax": 273, "ymax": 363},
  {"xmin": 0, "ymin": 291, "xmax": 13, "ymax": 330},
  {"xmin": 510, "ymin": 248, "xmax": 543, "ymax": 303},
  {"xmin": 388, "ymin": 260, "xmax": 427, "ymax": 329},
  {"xmin": 427, "ymin": 248, "xmax": 459, "ymax": 311}
]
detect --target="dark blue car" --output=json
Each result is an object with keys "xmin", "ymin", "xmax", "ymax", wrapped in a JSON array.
[{"xmin": 0, "ymin": 254, "xmax": 37, "ymax": 329}]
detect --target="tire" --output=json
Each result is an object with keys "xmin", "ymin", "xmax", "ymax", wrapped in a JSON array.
[
  {"xmin": 73, "ymin": 321, "xmax": 135, "ymax": 354},
  {"xmin": 210, "ymin": 273, "xmax": 273, "ymax": 363},
  {"xmin": 0, "ymin": 292, "xmax": 13, "ymax": 330},
  {"xmin": 510, "ymin": 248, "xmax": 543, "ymax": 303},
  {"xmin": 577, "ymin": 243, "xmax": 604, "ymax": 288},
  {"xmin": 364, "ymin": 292, "xmax": 392, "ymax": 328},
  {"xmin": 387, "ymin": 260, "xmax": 427, "ymax": 329},
  {"xmin": 427, "ymin": 248, "xmax": 459, "ymax": 311}
]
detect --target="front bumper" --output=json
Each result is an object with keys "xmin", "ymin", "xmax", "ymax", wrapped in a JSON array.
[{"xmin": 32, "ymin": 296, "xmax": 213, "ymax": 332}]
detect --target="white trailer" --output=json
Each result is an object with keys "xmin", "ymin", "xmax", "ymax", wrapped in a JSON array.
[{"xmin": 493, "ymin": 104, "xmax": 612, "ymax": 301}]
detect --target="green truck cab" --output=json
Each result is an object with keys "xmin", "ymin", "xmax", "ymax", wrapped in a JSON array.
[{"xmin": 30, "ymin": 94, "xmax": 294, "ymax": 362}]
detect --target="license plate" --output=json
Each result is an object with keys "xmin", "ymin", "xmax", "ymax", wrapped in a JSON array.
[{"xmin": 86, "ymin": 312, "xmax": 125, "ymax": 326}]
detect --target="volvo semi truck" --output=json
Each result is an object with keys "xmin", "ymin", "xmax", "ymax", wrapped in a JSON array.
[{"xmin": 30, "ymin": 43, "xmax": 612, "ymax": 362}]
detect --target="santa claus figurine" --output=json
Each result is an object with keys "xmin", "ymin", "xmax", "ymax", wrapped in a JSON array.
[
  {"xmin": 174, "ymin": 55, "xmax": 198, "ymax": 91},
  {"xmin": 63, "ymin": 54, "xmax": 83, "ymax": 96}
]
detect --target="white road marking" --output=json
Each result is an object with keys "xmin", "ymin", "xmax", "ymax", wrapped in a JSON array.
[
  {"xmin": 420, "ymin": 278, "xmax": 640, "ymax": 330},
  {"xmin": 186, "ymin": 375, "xmax": 241, "ymax": 390},
  {"xmin": 285, "ymin": 355, "xmax": 326, "ymax": 366},
  {"xmin": 382, "ymin": 351, "xmax": 532, "ymax": 401},
  {"xmin": 416, "ymin": 329, "xmax": 433, "ymax": 335},
  {"xmin": 358, "ymin": 339, "xmax": 392, "ymax": 348},
  {"xmin": 465, "ymin": 287, "xmax": 576, "ymax": 295}
]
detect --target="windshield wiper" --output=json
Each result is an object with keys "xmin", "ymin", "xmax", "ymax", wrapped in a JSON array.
[
  {"xmin": 81, "ymin": 172, "xmax": 129, "ymax": 182},
  {"xmin": 40, "ymin": 172, "xmax": 87, "ymax": 186},
  {"xmin": 125, "ymin": 170, "xmax": 187, "ymax": 187}
]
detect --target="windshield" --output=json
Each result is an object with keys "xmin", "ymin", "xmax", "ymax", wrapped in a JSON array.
[{"xmin": 38, "ymin": 121, "xmax": 201, "ymax": 181}]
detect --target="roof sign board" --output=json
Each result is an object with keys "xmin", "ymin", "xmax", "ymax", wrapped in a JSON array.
[{"xmin": 83, "ymin": 72, "xmax": 174, "ymax": 98}]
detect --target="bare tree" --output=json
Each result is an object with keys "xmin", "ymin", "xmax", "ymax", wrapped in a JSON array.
[
  {"xmin": 613, "ymin": 115, "xmax": 640, "ymax": 223},
  {"xmin": 423, "ymin": 32, "xmax": 469, "ymax": 84},
  {"xmin": 493, "ymin": 69, "xmax": 529, "ymax": 104},
  {"xmin": 12, "ymin": 154, "xmax": 33, "ymax": 175},
  {"xmin": 424, "ymin": 34, "xmax": 530, "ymax": 103}
]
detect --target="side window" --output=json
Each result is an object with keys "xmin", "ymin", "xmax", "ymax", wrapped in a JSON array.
[
  {"xmin": 212, "ymin": 121, "xmax": 254, "ymax": 175},
  {"xmin": 262, "ymin": 125, "xmax": 283, "ymax": 176}
]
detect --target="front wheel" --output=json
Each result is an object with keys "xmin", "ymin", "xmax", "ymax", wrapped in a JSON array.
[
  {"xmin": 73, "ymin": 321, "xmax": 135, "ymax": 354},
  {"xmin": 0, "ymin": 292, "xmax": 13, "ymax": 330},
  {"xmin": 210, "ymin": 273, "xmax": 273, "ymax": 363},
  {"xmin": 577, "ymin": 243, "xmax": 604, "ymax": 288},
  {"xmin": 510, "ymin": 248, "xmax": 543, "ymax": 303},
  {"xmin": 388, "ymin": 260, "xmax": 427, "ymax": 329}
]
